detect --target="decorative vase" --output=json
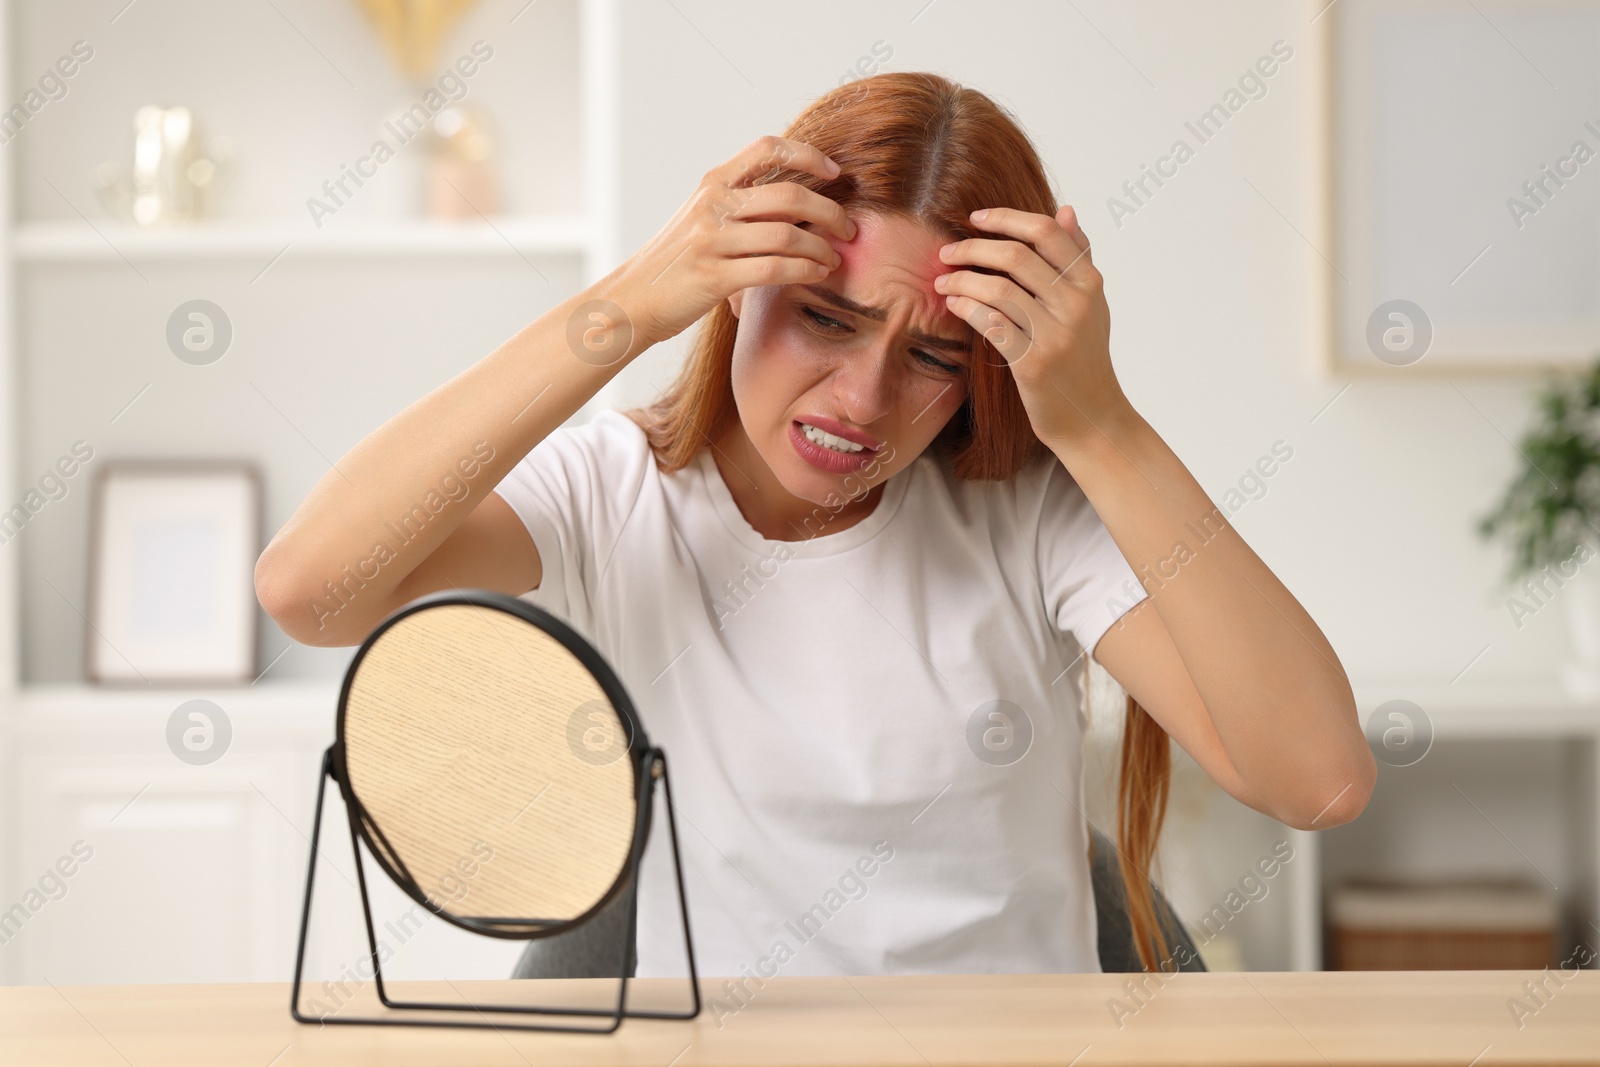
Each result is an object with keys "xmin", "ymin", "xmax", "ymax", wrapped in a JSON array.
[{"xmin": 1560, "ymin": 546, "xmax": 1600, "ymax": 697}]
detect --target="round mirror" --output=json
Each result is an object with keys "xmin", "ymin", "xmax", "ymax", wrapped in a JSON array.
[{"xmin": 334, "ymin": 590, "xmax": 644, "ymax": 939}]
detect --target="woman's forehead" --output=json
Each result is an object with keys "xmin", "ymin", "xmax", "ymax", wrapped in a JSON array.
[
  {"xmin": 819, "ymin": 212, "xmax": 965, "ymax": 336},
  {"xmin": 830, "ymin": 212, "xmax": 950, "ymax": 279}
]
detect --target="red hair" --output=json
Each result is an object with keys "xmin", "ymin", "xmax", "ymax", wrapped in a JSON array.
[{"xmin": 624, "ymin": 72, "xmax": 1176, "ymax": 972}]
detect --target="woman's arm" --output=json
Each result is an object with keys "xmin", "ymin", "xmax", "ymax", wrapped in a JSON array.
[
  {"xmin": 253, "ymin": 287, "xmax": 630, "ymax": 646},
  {"xmin": 936, "ymin": 204, "xmax": 1374, "ymax": 832},
  {"xmin": 256, "ymin": 135, "xmax": 856, "ymax": 647},
  {"xmin": 1068, "ymin": 411, "xmax": 1373, "ymax": 831}
]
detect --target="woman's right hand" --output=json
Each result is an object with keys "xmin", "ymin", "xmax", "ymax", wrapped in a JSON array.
[{"xmin": 612, "ymin": 135, "xmax": 858, "ymax": 346}]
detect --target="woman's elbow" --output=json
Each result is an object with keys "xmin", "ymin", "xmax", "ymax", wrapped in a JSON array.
[
  {"xmin": 1284, "ymin": 749, "xmax": 1377, "ymax": 832},
  {"xmin": 255, "ymin": 544, "xmax": 340, "ymax": 647}
]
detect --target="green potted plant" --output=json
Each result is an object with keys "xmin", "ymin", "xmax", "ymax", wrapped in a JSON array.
[{"xmin": 1478, "ymin": 359, "xmax": 1600, "ymax": 694}]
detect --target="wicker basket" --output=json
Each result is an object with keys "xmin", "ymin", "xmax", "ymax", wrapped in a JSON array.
[{"xmin": 1327, "ymin": 880, "xmax": 1559, "ymax": 970}]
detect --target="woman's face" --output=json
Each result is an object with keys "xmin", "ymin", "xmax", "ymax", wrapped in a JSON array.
[{"xmin": 723, "ymin": 211, "xmax": 975, "ymax": 520}]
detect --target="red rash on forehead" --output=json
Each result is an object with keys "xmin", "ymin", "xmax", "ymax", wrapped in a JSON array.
[{"xmin": 822, "ymin": 215, "xmax": 958, "ymax": 325}]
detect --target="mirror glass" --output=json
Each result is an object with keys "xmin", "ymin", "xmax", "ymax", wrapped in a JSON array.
[{"xmin": 339, "ymin": 599, "xmax": 638, "ymax": 930}]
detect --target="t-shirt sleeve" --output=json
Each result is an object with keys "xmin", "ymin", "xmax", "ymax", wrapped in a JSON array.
[
  {"xmin": 1033, "ymin": 455, "xmax": 1148, "ymax": 660},
  {"xmin": 489, "ymin": 410, "xmax": 650, "ymax": 636}
]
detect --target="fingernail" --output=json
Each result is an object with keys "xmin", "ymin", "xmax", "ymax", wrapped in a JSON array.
[
  {"xmin": 826, "ymin": 157, "xmax": 842, "ymax": 176},
  {"xmin": 971, "ymin": 208, "xmax": 989, "ymax": 221}
]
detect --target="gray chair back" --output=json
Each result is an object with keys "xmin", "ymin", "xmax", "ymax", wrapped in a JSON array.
[{"xmin": 1087, "ymin": 825, "xmax": 1207, "ymax": 973}]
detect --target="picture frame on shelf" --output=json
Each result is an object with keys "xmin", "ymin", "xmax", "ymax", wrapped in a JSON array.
[
  {"xmin": 86, "ymin": 461, "xmax": 262, "ymax": 685},
  {"xmin": 1319, "ymin": 0, "xmax": 1600, "ymax": 374}
]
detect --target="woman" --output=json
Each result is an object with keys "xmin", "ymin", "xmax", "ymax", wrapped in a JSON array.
[{"xmin": 256, "ymin": 72, "xmax": 1374, "ymax": 977}]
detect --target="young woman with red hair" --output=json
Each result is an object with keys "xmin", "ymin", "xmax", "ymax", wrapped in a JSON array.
[{"xmin": 257, "ymin": 73, "xmax": 1374, "ymax": 976}]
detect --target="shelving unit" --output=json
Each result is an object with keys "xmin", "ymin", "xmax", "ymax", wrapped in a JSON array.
[
  {"xmin": 0, "ymin": 0, "xmax": 621, "ymax": 985},
  {"xmin": 12, "ymin": 215, "xmax": 596, "ymax": 261},
  {"xmin": 1309, "ymin": 687, "xmax": 1598, "ymax": 970},
  {"xmin": 1081, "ymin": 678, "xmax": 1600, "ymax": 972}
]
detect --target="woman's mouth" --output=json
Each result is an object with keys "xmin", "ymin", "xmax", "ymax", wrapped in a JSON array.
[
  {"xmin": 790, "ymin": 420, "xmax": 878, "ymax": 473},
  {"xmin": 801, "ymin": 421, "xmax": 867, "ymax": 453}
]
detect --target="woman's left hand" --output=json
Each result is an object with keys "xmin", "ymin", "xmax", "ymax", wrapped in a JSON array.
[{"xmin": 936, "ymin": 205, "xmax": 1130, "ymax": 449}]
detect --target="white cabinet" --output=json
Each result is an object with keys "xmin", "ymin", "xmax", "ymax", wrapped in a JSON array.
[
  {"xmin": 0, "ymin": 0, "xmax": 619, "ymax": 987},
  {"xmin": 2, "ymin": 686, "xmax": 330, "ymax": 984}
]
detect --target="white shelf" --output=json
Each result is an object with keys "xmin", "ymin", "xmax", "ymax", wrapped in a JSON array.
[
  {"xmin": 1351, "ymin": 681, "xmax": 1600, "ymax": 739},
  {"xmin": 12, "ymin": 215, "xmax": 594, "ymax": 262},
  {"xmin": 7, "ymin": 680, "xmax": 338, "ymax": 735},
  {"xmin": 1091, "ymin": 680, "xmax": 1600, "ymax": 742}
]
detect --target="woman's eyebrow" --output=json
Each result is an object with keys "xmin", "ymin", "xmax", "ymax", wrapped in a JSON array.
[{"xmin": 797, "ymin": 283, "xmax": 971, "ymax": 355}]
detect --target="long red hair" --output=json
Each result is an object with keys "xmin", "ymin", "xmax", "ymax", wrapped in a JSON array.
[{"xmin": 624, "ymin": 72, "xmax": 1175, "ymax": 972}]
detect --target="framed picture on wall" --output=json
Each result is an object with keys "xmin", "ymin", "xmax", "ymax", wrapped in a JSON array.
[
  {"xmin": 1318, "ymin": 0, "xmax": 1600, "ymax": 373},
  {"xmin": 86, "ymin": 462, "xmax": 262, "ymax": 685}
]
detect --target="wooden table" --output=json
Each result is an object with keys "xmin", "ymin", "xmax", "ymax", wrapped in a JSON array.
[{"xmin": 3, "ymin": 971, "xmax": 1597, "ymax": 1066}]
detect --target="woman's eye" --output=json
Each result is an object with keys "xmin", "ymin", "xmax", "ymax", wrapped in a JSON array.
[
  {"xmin": 915, "ymin": 350, "xmax": 962, "ymax": 375},
  {"xmin": 801, "ymin": 305, "xmax": 961, "ymax": 374},
  {"xmin": 800, "ymin": 306, "xmax": 848, "ymax": 332}
]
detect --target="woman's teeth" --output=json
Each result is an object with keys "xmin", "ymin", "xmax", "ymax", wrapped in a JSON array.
[{"xmin": 801, "ymin": 422, "xmax": 865, "ymax": 453}]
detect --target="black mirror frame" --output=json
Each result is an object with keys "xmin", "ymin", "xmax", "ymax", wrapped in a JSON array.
[
  {"xmin": 288, "ymin": 589, "xmax": 701, "ymax": 1033},
  {"xmin": 332, "ymin": 588, "xmax": 649, "ymax": 943}
]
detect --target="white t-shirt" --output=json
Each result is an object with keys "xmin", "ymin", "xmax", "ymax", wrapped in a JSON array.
[{"xmin": 492, "ymin": 408, "xmax": 1146, "ymax": 978}]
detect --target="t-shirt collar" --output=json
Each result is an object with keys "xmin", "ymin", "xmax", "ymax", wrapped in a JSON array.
[{"xmin": 694, "ymin": 446, "xmax": 914, "ymax": 558}]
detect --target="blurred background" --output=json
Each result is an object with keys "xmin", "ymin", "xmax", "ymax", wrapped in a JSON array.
[{"xmin": 0, "ymin": 0, "xmax": 1596, "ymax": 985}]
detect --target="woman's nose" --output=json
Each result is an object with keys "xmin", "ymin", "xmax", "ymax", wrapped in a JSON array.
[{"xmin": 832, "ymin": 346, "xmax": 896, "ymax": 426}]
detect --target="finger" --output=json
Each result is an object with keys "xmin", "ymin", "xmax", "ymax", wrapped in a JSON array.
[
  {"xmin": 1056, "ymin": 204, "xmax": 1092, "ymax": 259},
  {"xmin": 938, "ymin": 236, "xmax": 1058, "ymax": 303},
  {"xmin": 968, "ymin": 206, "xmax": 1093, "ymax": 287},
  {"xmin": 716, "ymin": 135, "xmax": 840, "ymax": 190},
  {"xmin": 726, "ymin": 181, "xmax": 855, "ymax": 242},
  {"xmin": 1051, "ymin": 206, "xmax": 1097, "ymax": 289},
  {"xmin": 723, "ymin": 254, "xmax": 835, "ymax": 290},
  {"xmin": 936, "ymin": 269, "xmax": 1043, "ymax": 342},
  {"xmin": 718, "ymin": 221, "xmax": 841, "ymax": 271},
  {"xmin": 941, "ymin": 292, "xmax": 1035, "ymax": 367}
]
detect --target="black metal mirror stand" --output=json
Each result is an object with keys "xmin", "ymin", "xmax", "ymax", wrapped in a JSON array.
[{"xmin": 288, "ymin": 745, "xmax": 701, "ymax": 1032}]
